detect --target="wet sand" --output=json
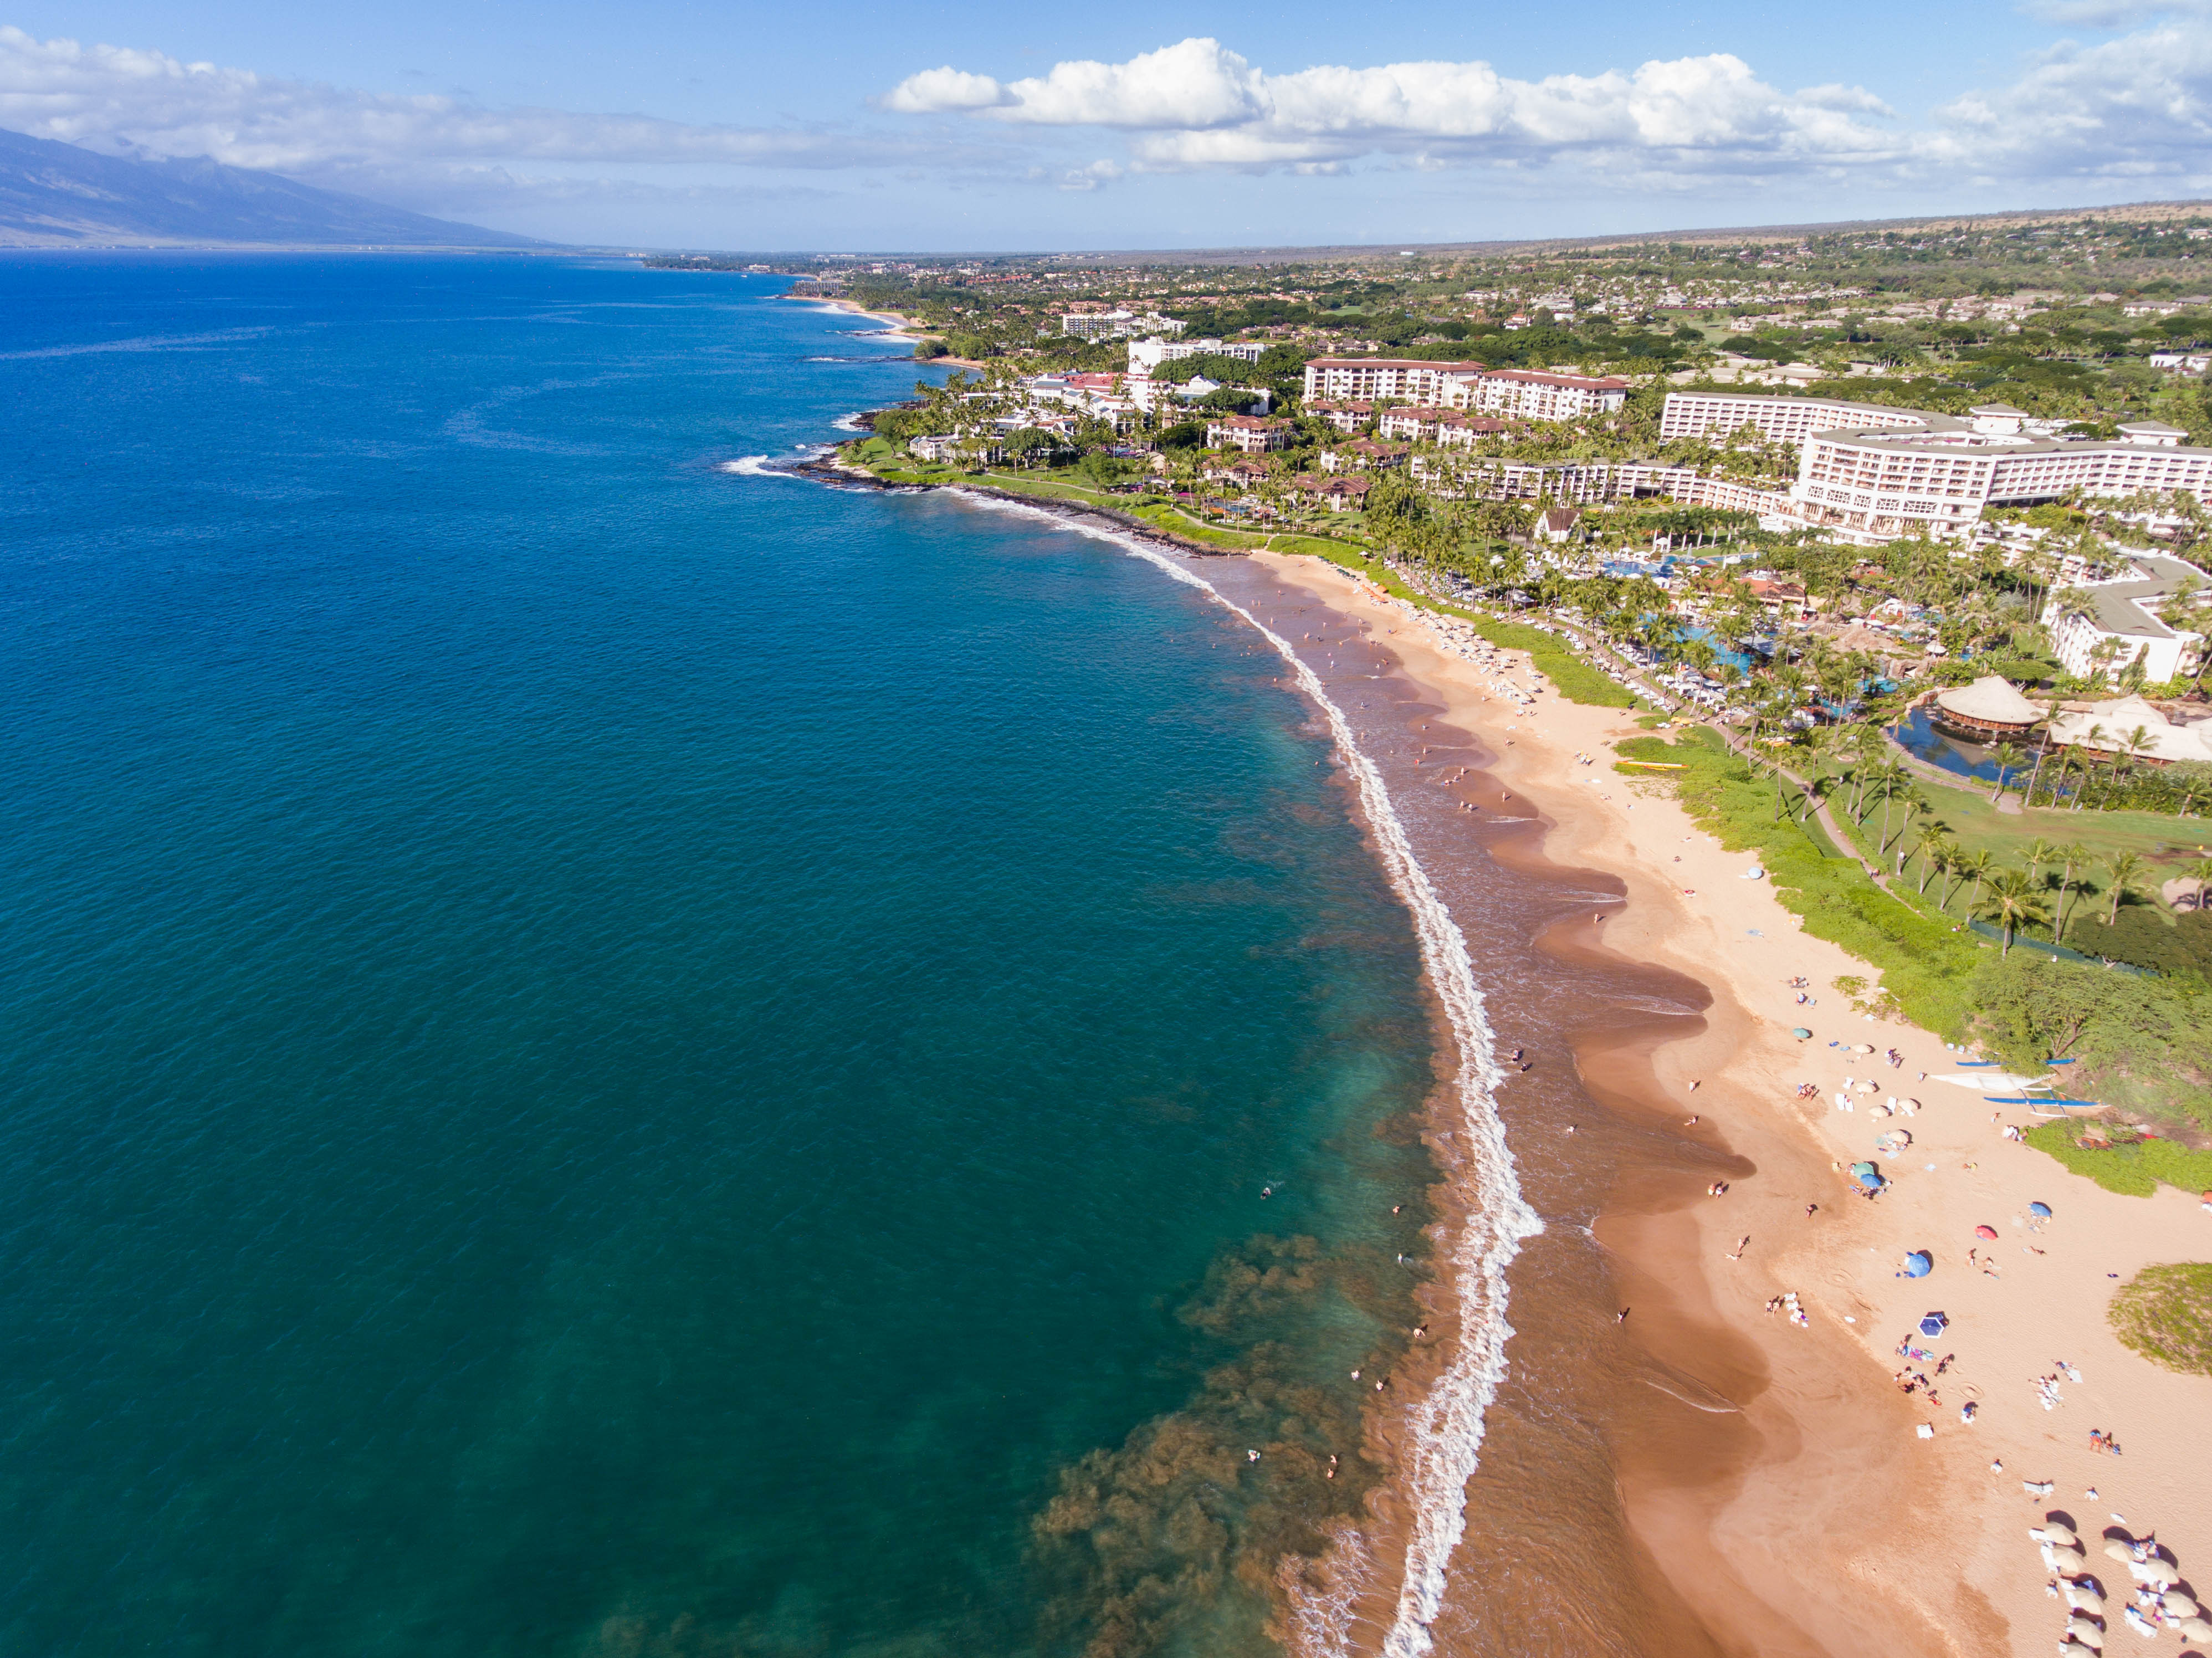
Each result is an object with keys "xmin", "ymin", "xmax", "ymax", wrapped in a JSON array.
[{"xmin": 1221, "ymin": 551, "xmax": 2212, "ymax": 1658}]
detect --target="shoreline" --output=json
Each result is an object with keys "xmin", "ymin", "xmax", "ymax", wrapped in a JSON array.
[
  {"xmin": 1248, "ymin": 551, "xmax": 2212, "ymax": 1657},
  {"xmin": 783, "ymin": 294, "xmax": 991, "ymax": 370},
  {"xmin": 785, "ymin": 442, "xmax": 2212, "ymax": 1654}
]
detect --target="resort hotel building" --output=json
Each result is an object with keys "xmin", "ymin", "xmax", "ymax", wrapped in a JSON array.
[
  {"xmin": 1300, "ymin": 359, "xmax": 1630, "ymax": 420},
  {"xmin": 1657, "ymin": 391, "xmax": 2212, "ymax": 545}
]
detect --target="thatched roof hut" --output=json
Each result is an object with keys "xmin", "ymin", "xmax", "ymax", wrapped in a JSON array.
[{"xmin": 1932, "ymin": 675, "xmax": 2043, "ymax": 737}]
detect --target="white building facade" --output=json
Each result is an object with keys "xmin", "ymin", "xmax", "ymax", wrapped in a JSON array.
[
  {"xmin": 2042, "ymin": 555, "xmax": 2206, "ymax": 685},
  {"xmin": 1128, "ymin": 335, "xmax": 1262, "ymax": 372},
  {"xmin": 1659, "ymin": 391, "xmax": 2212, "ymax": 545}
]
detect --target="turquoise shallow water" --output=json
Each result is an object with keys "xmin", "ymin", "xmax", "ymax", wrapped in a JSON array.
[{"xmin": 0, "ymin": 257, "xmax": 1438, "ymax": 1657}]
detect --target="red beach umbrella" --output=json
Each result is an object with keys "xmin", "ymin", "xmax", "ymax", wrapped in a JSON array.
[{"xmin": 1974, "ymin": 1225, "xmax": 1998, "ymax": 1240}]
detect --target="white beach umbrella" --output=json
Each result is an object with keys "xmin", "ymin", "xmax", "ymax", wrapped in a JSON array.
[
  {"xmin": 2038, "ymin": 1521, "xmax": 2079, "ymax": 1546},
  {"xmin": 2063, "ymin": 1615, "xmax": 2103, "ymax": 1647},
  {"xmin": 2105, "ymin": 1541, "xmax": 2138, "ymax": 1564},
  {"xmin": 2176, "ymin": 1614, "xmax": 2212, "ymax": 1643},
  {"xmin": 2062, "ymin": 1582, "xmax": 2103, "ymax": 1613},
  {"xmin": 1855, "ymin": 1080, "xmax": 1881, "ymax": 1094},
  {"xmin": 2162, "ymin": 1592, "xmax": 2198, "ymax": 1617}
]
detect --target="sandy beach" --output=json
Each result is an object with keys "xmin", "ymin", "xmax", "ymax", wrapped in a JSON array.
[{"xmin": 1248, "ymin": 550, "xmax": 2212, "ymax": 1658}]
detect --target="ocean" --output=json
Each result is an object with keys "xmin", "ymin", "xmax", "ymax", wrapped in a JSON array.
[{"xmin": 0, "ymin": 256, "xmax": 1458, "ymax": 1658}]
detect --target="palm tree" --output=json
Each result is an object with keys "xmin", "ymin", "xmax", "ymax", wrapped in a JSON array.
[
  {"xmin": 1986, "ymin": 740, "xmax": 2025, "ymax": 804},
  {"xmin": 1893, "ymin": 798, "xmax": 1932, "ymax": 874},
  {"xmin": 1875, "ymin": 764, "xmax": 1913, "ymax": 852},
  {"xmin": 2052, "ymin": 841, "xmax": 2093, "ymax": 940},
  {"xmin": 2071, "ymin": 725, "xmax": 2107, "ymax": 810},
  {"xmin": 2101, "ymin": 852, "xmax": 2144, "ymax": 925},
  {"xmin": 2021, "ymin": 838, "xmax": 2057, "ymax": 904},
  {"xmin": 1913, "ymin": 834, "xmax": 1952, "ymax": 896},
  {"xmin": 1954, "ymin": 848, "xmax": 1995, "ymax": 913},
  {"xmin": 2177, "ymin": 857, "xmax": 2212, "ymax": 915},
  {"xmin": 1846, "ymin": 726, "xmax": 1885, "ymax": 818},
  {"xmin": 2021, "ymin": 698, "xmax": 2063, "ymax": 806},
  {"xmin": 2042, "ymin": 739, "xmax": 2076, "ymax": 811},
  {"xmin": 2116, "ymin": 725, "xmax": 2156, "ymax": 805},
  {"xmin": 1979, "ymin": 869, "xmax": 2049, "ymax": 956}
]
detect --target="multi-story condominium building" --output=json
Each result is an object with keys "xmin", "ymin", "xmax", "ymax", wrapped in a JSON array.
[
  {"xmin": 1062, "ymin": 310, "xmax": 1186, "ymax": 341},
  {"xmin": 1302, "ymin": 357, "xmax": 1487, "ymax": 403},
  {"xmin": 1658, "ymin": 392, "xmax": 2212, "ymax": 544},
  {"xmin": 1303, "ymin": 360, "xmax": 1626, "ymax": 421},
  {"xmin": 1206, "ymin": 416, "xmax": 1292, "ymax": 453},
  {"xmin": 1658, "ymin": 391, "xmax": 1934, "ymax": 444},
  {"xmin": 1318, "ymin": 441, "xmax": 1410, "ymax": 472},
  {"xmin": 1305, "ymin": 400, "xmax": 1375, "ymax": 434},
  {"xmin": 1460, "ymin": 369, "xmax": 1630, "ymax": 421},
  {"xmin": 1375, "ymin": 407, "xmax": 1512, "ymax": 445},
  {"xmin": 1128, "ymin": 335, "xmax": 1262, "ymax": 372},
  {"xmin": 2041, "ymin": 554, "xmax": 2206, "ymax": 686}
]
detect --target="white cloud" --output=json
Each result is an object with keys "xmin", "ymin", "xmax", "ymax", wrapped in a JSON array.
[
  {"xmin": 0, "ymin": 24, "xmax": 979, "ymax": 179},
  {"xmin": 1926, "ymin": 24, "xmax": 2212, "ymax": 181},
  {"xmin": 881, "ymin": 37, "xmax": 1903, "ymax": 177},
  {"xmin": 881, "ymin": 66, "xmax": 1005, "ymax": 114},
  {"xmin": 882, "ymin": 29, "xmax": 2212, "ymax": 192}
]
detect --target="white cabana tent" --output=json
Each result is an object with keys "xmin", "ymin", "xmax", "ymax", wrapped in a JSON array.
[{"xmin": 2048, "ymin": 696, "xmax": 2212, "ymax": 765}]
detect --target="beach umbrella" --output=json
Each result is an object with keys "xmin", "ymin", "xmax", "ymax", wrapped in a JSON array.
[
  {"xmin": 2039, "ymin": 1521, "xmax": 2080, "ymax": 1546},
  {"xmin": 1855, "ymin": 1043, "xmax": 1877, "ymax": 1054},
  {"xmin": 1901, "ymin": 1251, "xmax": 1932, "ymax": 1278},
  {"xmin": 1791, "ymin": 1027, "xmax": 1812, "ymax": 1040},
  {"xmin": 1855, "ymin": 1080, "xmax": 1880, "ymax": 1094},
  {"xmin": 2163, "ymin": 1591, "xmax": 2198, "ymax": 1617},
  {"xmin": 2177, "ymin": 1614, "xmax": 2212, "ymax": 1644},
  {"xmin": 2105, "ymin": 1541, "xmax": 2138, "ymax": 1564},
  {"xmin": 1974, "ymin": 1224, "xmax": 1998, "ymax": 1240},
  {"xmin": 2029, "ymin": 1201, "xmax": 2052, "ymax": 1218},
  {"xmin": 2065, "ymin": 1614, "xmax": 2103, "ymax": 1646},
  {"xmin": 2137, "ymin": 1559, "xmax": 2180, "ymax": 1589},
  {"xmin": 1918, "ymin": 1312, "xmax": 1947, "ymax": 1337},
  {"xmin": 2062, "ymin": 1582, "xmax": 2103, "ymax": 1613}
]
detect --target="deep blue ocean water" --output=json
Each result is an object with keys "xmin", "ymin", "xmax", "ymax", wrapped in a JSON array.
[{"xmin": 0, "ymin": 257, "xmax": 1438, "ymax": 1658}]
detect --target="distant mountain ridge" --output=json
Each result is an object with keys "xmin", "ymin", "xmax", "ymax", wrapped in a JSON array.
[{"xmin": 0, "ymin": 127, "xmax": 544, "ymax": 249}]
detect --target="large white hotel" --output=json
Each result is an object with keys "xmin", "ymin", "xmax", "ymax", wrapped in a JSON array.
[
  {"xmin": 1301, "ymin": 358, "xmax": 1631, "ymax": 422},
  {"xmin": 1658, "ymin": 391, "xmax": 2205, "ymax": 543}
]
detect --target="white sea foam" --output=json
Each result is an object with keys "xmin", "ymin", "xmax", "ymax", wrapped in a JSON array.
[
  {"xmin": 720, "ymin": 456, "xmax": 774, "ymax": 475},
  {"xmin": 831, "ymin": 411, "xmax": 868, "ymax": 433},
  {"xmin": 941, "ymin": 487, "xmax": 1544, "ymax": 1658}
]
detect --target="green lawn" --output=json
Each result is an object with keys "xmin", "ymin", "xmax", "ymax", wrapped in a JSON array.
[
  {"xmin": 1617, "ymin": 727, "xmax": 1985, "ymax": 1036},
  {"xmin": 1815, "ymin": 760, "xmax": 2212, "ymax": 918}
]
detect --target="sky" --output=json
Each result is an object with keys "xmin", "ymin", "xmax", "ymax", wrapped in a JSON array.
[{"xmin": 2, "ymin": 0, "xmax": 2209, "ymax": 250}]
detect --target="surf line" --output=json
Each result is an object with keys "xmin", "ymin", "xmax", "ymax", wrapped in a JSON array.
[{"xmin": 945, "ymin": 488, "xmax": 1545, "ymax": 1658}]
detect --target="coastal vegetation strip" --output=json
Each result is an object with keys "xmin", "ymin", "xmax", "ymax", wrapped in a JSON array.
[{"xmin": 2107, "ymin": 1261, "xmax": 2212, "ymax": 1373}]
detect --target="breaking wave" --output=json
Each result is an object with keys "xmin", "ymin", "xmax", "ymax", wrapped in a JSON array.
[{"xmin": 943, "ymin": 488, "xmax": 1544, "ymax": 1658}]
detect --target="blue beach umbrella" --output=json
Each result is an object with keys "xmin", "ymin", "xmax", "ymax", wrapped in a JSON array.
[
  {"xmin": 2029, "ymin": 1201, "xmax": 2052, "ymax": 1219},
  {"xmin": 1900, "ymin": 1251, "xmax": 1933, "ymax": 1278},
  {"xmin": 1792, "ymin": 1027, "xmax": 1813, "ymax": 1040}
]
